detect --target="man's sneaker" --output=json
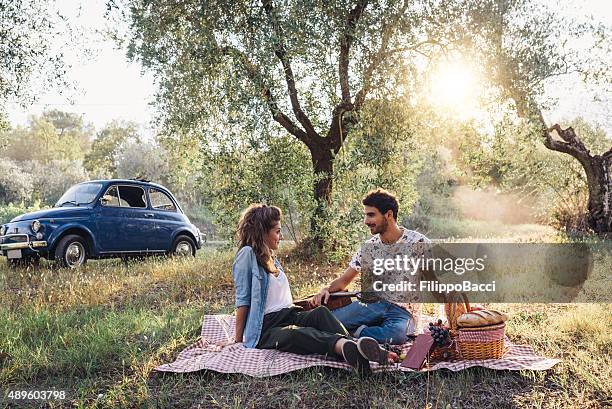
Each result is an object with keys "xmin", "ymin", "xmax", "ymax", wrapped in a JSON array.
[
  {"xmin": 341, "ymin": 339, "xmax": 371, "ymax": 374},
  {"xmin": 357, "ymin": 337, "xmax": 390, "ymax": 365}
]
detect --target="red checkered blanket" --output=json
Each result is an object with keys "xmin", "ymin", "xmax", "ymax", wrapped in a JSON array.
[{"xmin": 154, "ymin": 315, "xmax": 560, "ymax": 377}]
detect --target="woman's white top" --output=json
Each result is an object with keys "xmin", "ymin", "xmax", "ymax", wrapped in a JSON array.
[{"xmin": 264, "ymin": 266, "xmax": 293, "ymax": 315}]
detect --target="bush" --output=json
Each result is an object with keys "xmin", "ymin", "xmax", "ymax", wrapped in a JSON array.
[
  {"xmin": 200, "ymin": 135, "xmax": 314, "ymax": 244},
  {"xmin": 0, "ymin": 159, "xmax": 34, "ymax": 205},
  {"xmin": 0, "ymin": 201, "xmax": 44, "ymax": 224},
  {"xmin": 116, "ymin": 139, "xmax": 170, "ymax": 183},
  {"xmin": 403, "ymin": 152, "xmax": 460, "ymax": 233},
  {"xmin": 26, "ymin": 160, "xmax": 89, "ymax": 206}
]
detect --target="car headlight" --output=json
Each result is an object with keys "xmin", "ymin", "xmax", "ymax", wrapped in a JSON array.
[
  {"xmin": 31, "ymin": 220, "xmax": 41, "ymax": 233},
  {"xmin": 0, "ymin": 226, "xmax": 5, "ymax": 236}
]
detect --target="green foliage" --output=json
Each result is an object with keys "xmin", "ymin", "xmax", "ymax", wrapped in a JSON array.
[
  {"xmin": 27, "ymin": 159, "xmax": 89, "ymax": 205},
  {"xmin": 312, "ymin": 99, "xmax": 422, "ymax": 259},
  {"xmin": 404, "ymin": 153, "xmax": 459, "ymax": 234},
  {"xmin": 0, "ymin": 0, "xmax": 73, "ymax": 124},
  {"xmin": 0, "ymin": 159, "xmax": 34, "ymax": 205},
  {"xmin": 0, "ymin": 111, "xmax": 8, "ymax": 140},
  {"xmin": 115, "ymin": 0, "xmax": 467, "ymax": 246},
  {"xmin": 116, "ymin": 138, "xmax": 170, "ymax": 182},
  {"xmin": 184, "ymin": 94, "xmax": 438, "ymax": 258},
  {"xmin": 2, "ymin": 115, "xmax": 90, "ymax": 164},
  {"xmin": 199, "ymin": 134, "xmax": 314, "ymax": 242},
  {"xmin": 41, "ymin": 110, "xmax": 93, "ymax": 153},
  {"xmin": 119, "ymin": 0, "xmax": 431, "ymax": 135},
  {"xmin": 0, "ymin": 157, "xmax": 89, "ymax": 208},
  {"xmin": 84, "ymin": 121, "xmax": 138, "ymax": 178},
  {"xmin": 0, "ymin": 201, "xmax": 43, "ymax": 224},
  {"xmin": 0, "ymin": 111, "xmax": 93, "ymax": 207},
  {"xmin": 460, "ymin": 117, "xmax": 611, "ymax": 233},
  {"xmin": 157, "ymin": 132, "xmax": 204, "ymax": 206}
]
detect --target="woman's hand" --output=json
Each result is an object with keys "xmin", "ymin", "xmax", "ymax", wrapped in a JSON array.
[{"xmin": 214, "ymin": 337, "xmax": 237, "ymax": 348}]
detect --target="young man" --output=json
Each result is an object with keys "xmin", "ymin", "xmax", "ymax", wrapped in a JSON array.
[{"xmin": 312, "ymin": 189, "xmax": 431, "ymax": 344}]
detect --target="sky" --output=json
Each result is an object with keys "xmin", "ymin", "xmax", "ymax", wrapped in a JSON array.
[
  {"xmin": 5, "ymin": 0, "xmax": 612, "ymax": 138},
  {"xmin": 6, "ymin": 1, "xmax": 157, "ymax": 137}
]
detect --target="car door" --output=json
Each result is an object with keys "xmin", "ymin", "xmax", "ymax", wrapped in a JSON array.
[
  {"xmin": 97, "ymin": 184, "xmax": 157, "ymax": 253},
  {"xmin": 96, "ymin": 185, "xmax": 124, "ymax": 252},
  {"xmin": 148, "ymin": 187, "xmax": 183, "ymax": 251}
]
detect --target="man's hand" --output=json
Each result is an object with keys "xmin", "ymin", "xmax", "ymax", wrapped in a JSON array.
[
  {"xmin": 311, "ymin": 267, "xmax": 358, "ymax": 306},
  {"xmin": 311, "ymin": 287, "xmax": 331, "ymax": 306}
]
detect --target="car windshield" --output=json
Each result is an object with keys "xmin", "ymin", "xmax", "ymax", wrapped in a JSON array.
[{"xmin": 55, "ymin": 183, "xmax": 103, "ymax": 207}]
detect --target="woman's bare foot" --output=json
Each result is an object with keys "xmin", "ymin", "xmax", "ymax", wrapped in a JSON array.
[{"xmin": 387, "ymin": 351, "xmax": 400, "ymax": 363}]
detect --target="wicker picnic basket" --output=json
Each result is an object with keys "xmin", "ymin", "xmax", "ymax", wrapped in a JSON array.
[
  {"xmin": 431, "ymin": 292, "xmax": 508, "ymax": 361},
  {"xmin": 456, "ymin": 323, "xmax": 507, "ymax": 360}
]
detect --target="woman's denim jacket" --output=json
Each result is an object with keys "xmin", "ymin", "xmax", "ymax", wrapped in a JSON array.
[{"xmin": 232, "ymin": 245, "xmax": 284, "ymax": 348}]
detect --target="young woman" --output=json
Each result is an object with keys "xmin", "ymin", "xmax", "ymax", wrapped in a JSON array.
[{"xmin": 229, "ymin": 203, "xmax": 397, "ymax": 372}]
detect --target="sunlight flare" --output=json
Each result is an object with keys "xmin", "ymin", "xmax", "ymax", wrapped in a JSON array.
[{"xmin": 428, "ymin": 59, "xmax": 482, "ymax": 119}]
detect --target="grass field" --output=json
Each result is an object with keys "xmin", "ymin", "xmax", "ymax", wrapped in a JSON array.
[{"xmin": 1, "ymin": 227, "xmax": 611, "ymax": 408}]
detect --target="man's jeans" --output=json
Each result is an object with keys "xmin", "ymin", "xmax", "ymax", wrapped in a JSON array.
[{"xmin": 331, "ymin": 300, "xmax": 413, "ymax": 344}]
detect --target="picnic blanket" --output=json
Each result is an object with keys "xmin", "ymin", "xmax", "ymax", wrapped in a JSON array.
[{"xmin": 155, "ymin": 315, "xmax": 561, "ymax": 377}]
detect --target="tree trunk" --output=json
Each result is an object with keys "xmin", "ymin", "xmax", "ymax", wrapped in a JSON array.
[
  {"xmin": 312, "ymin": 146, "xmax": 334, "ymax": 203},
  {"xmin": 584, "ymin": 155, "xmax": 612, "ymax": 234},
  {"xmin": 309, "ymin": 144, "xmax": 335, "ymax": 245},
  {"xmin": 543, "ymin": 124, "xmax": 612, "ymax": 235}
]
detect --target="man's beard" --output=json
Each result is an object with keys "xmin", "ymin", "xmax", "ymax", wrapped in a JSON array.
[{"xmin": 370, "ymin": 218, "xmax": 388, "ymax": 235}]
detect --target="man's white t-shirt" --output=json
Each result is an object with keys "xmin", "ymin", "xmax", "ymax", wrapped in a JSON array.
[{"xmin": 349, "ymin": 226, "xmax": 431, "ymax": 324}]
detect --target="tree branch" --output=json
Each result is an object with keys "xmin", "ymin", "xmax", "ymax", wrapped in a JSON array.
[
  {"xmin": 219, "ymin": 46, "xmax": 311, "ymax": 147},
  {"xmin": 339, "ymin": 0, "xmax": 369, "ymax": 103},
  {"xmin": 353, "ymin": 0, "xmax": 410, "ymax": 113},
  {"xmin": 383, "ymin": 39, "xmax": 448, "ymax": 58},
  {"xmin": 603, "ymin": 146, "xmax": 612, "ymax": 162},
  {"xmin": 327, "ymin": 101, "xmax": 355, "ymax": 153},
  {"xmin": 545, "ymin": 124, "xmax": 593, "ymax": 166},
  {"xmin": 328, "ymin": 1, "xmax": 411, "ymax": 151},
  {"xmin": 547, "ymin": 124, "xmax": 591, "ymax": 156},
  {"xmin": 262, "ymin": 0, "xmax": 319, "ymax": 141}
]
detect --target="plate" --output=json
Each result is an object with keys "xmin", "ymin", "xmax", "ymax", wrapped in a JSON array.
[{"xmin": 7, "ymin": 249, "xmax": 22, "ymax": 259}]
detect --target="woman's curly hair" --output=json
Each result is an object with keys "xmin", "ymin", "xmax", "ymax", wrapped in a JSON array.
[{"xmin": 236, "ymin": 204, "xmax": 282, "ymax": 274}]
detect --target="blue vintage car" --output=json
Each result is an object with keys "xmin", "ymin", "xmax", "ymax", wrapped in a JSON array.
[{"xmin": 0, "ymin": 179, "xmax": 203, "ymax": 268}]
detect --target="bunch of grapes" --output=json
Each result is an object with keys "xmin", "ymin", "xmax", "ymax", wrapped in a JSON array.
[{"xmin": 428, "ymin": 319, "xmax": 450, "ymax": 346}]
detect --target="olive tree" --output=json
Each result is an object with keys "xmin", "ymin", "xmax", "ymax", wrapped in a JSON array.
[
  {"xmin": 0, "ymin": 1, "xmax": 70, "ymax": 122},
  {"xmin": 84, "ymin": 121, "xmax": 139, "ymax": 178},
  {"xmin": 461, "ymin": 0, "xmax": 612, "ymax": 234},
  {"xmin": 115, "ymin": 138, "xmax": 170, "ymax": 183},
  {"xmin": 115, "ymin": 0, "xmax": 455, "ymax": 243}
]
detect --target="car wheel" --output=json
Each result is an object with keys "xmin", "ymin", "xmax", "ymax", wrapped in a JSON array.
[
  {"xmin": 171, "ymin": 235, "xmax": 196, "ymax": 257},
  {"xmin": 55, "ymin": 234, "xmax": 88, "ymax": 268}
]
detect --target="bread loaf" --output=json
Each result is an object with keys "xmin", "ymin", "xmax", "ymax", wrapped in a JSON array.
[{"xmin": 457, "ymin": 310, "xmax": 508, "ymax": 327}]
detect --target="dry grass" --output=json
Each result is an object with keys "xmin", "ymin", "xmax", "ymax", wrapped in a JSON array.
[{"xmin": 0, "ymin": 243, "xmax": 610, "ymax": 408}]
